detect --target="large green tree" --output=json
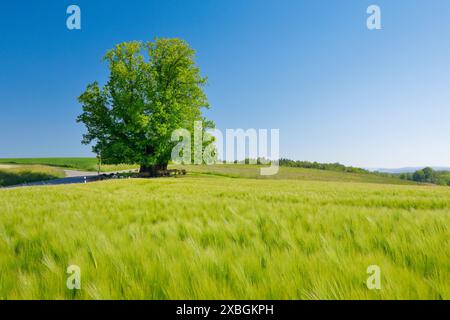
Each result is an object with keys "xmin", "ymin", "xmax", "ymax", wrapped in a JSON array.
[{"xmin": 77, "ymin": 38, "xmax": 213, "ymax": 175}]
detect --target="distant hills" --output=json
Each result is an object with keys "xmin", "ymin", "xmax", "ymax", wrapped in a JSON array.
[{"xmin": 368, "ymin": 167, "xmax": 450, "ymax": 174}]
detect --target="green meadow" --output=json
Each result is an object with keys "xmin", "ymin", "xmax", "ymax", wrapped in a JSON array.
[
  {"xmin": 173, "ymin": 164, "xmax": 417, "ymax": 185},
  {"xmin": 0, "ymin": 158, "xmax": 138, "ymax": 173},
  {"xmin": 0, "ymin": 165, "xmax": 65, "ymax": 187},
  {"xmin": 0, "ymin": 163, "xmax": 448, "ymax": 299}
]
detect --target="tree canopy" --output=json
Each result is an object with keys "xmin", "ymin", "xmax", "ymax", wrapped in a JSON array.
[
  {"xmin": 400, "ymin": 167, "xmax": 450, "ymax": 186},
  {"xmin": 77, "ymin": 38, "xmax": 214, "ymax": 175}
]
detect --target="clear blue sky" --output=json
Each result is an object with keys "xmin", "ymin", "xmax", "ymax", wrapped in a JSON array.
[{"xmin": 1, "ymin": 0, "xmax": 449, "ymax": 168}]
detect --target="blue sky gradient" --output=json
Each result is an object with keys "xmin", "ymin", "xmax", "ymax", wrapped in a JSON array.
[{"xmin": 1, "ymin": 0, "xmax": 449, "ymax": 168}]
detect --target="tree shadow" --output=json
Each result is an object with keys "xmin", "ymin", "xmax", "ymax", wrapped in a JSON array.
[{"xmin": 0, "ymin": 171, "xmax": 62, "ymax": 187}]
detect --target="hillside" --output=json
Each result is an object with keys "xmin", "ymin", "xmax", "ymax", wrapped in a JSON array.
[
  {"xmin": 0, "ymin": 158, "xmax": 138, "ymax": 172},
  {"xmin": 0, "ymin": 165, "xmax": 65, "ymax": 187},
  {"xmin": 0, "ymin": 158, "xmax": 417, "ymax": 186},
  {"xmin": 172, "ymin": 164, "xmax": 417, "ymax": 185}
]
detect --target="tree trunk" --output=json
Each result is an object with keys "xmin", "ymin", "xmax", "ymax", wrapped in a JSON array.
[{"xmin": 139, "ymin": 164, "xmax": 168, "ymax": 177}]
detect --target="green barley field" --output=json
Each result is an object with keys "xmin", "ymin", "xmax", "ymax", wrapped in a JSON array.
[{"xmin": 0, "ymin": 162, "xmax": 449, "ymax": 300}]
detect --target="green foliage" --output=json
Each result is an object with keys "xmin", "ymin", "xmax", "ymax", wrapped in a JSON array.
[
  {"xmin": 279, "ymin": 158, "xmax": 370, "ymax": 173},
  {"xmin": 400, "ymin": 167, "xmax": 450, "ymax": 186},
  {"xmin": 0, "ymin": 176, "xmax": 448, "ymax": 299},
  {"xmin": 77, "ymin": 38, "xmax": 214, "ymax": 169}
]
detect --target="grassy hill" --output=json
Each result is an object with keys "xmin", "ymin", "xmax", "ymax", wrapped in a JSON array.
[
  {"xmin": 173, "ymin": 164, "xmax": 417, "ymax": 185},
  {"xmin": 0, "ymin": 157, "xmax": 417, "ymax": 185},
  {"xmin": 0, "ymin": 158, "xmax": 137, "ymax": 172},
  {"xmin": 0, "ymin": 170, "xmax": 448, "ymax": 299},
  {"xmin": 0, "ymin": 165, "xmax": 65, "ymax": 187}
]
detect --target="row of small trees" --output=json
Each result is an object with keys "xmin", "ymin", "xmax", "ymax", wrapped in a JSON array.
[
  {"xmin": 278, "ymin": 158, "xmax": 368, "ymax": 173},
  {"xmin": 399, "ymin": 167, "xmax": 450, "ymax": 186},
  {"xmin": 276, "ymin": 160, "xmax": 450, "ymax": 186}
]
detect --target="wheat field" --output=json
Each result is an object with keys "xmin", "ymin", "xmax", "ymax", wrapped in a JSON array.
[{"xmin": 0, "ymin": 172, "xmax": 448, "ymax": 299}]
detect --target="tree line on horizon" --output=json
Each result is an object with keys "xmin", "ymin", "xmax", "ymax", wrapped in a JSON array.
[
  {"xmin": 399, "ymin": 167, "xmax": 450, "ymax": 186},
  {"xmin": 241, "ymin": 158, "xmax": 450, "ymax": 186},
  {"xmin": 278, "ymin": 158, "xmax": 369, "ymax": 174}
]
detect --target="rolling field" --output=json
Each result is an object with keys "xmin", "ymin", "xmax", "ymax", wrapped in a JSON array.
[
  {"xmin": 0, "ymin": 169, "xmax": 449, "ymax": 299},
  {"xmin": 0, "ymin": 165, "xmax": 65, "ymax": 187},
  {"xmin": 173, "ymin": 164, "xmax": 417, "ymax": 185},
  {"xmin": 0, "ymin": 158, "xmax": 138, "ymax": 172}
]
